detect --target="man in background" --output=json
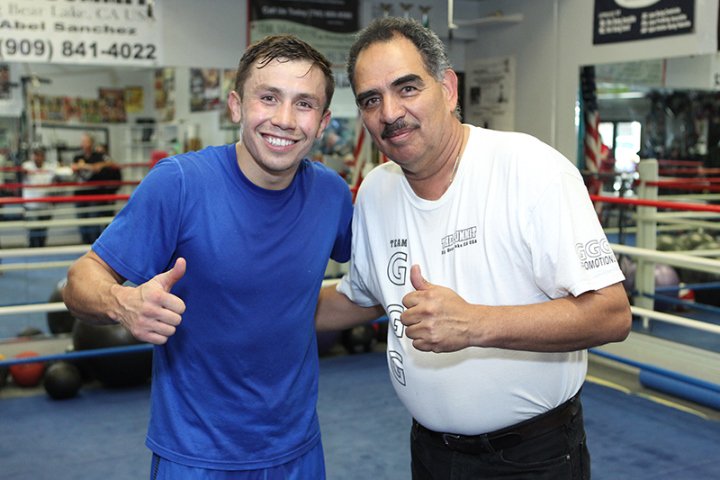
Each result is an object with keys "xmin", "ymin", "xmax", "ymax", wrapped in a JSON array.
[{"xmin": 72, "ymin": 133, "xmax": 120, "ymax": 244}]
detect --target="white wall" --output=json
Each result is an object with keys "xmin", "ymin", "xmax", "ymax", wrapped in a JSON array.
[{"xmin": 160, "ymin": 0, "xmax": 246, "ymax": 69}]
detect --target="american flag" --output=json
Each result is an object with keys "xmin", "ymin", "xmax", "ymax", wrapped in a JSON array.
[{"xmin": 580, "ymin": 65, "xmax": 601, "ymax": 176}]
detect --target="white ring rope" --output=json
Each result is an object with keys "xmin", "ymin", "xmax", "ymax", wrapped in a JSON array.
[
  {"xmin": 611, "ymin": 243, "xmax": 720, "ymax": 276},
  {"xmin": 0, "ymin": 245, "xmax": 89, "ymax": 259},
  {"xmin": 0, "ymin": 215, "xmax": 117, "ymax": 231},
  {"xmin": 0, "ymin": 245, "xmax": 88, "ymax": 271},
  {"xmin": 0, "ymin": 302, "xmax": 67, "ymax": 317},
  {"xmin": 0, "ymin": 260, "xmax": 75, "ymax": 272},
  {"xmin": 631, "ymin": 306, "xmax": 720, "ymax": 335},
  {"xmin": 0, "ymin": 281, "xmax": 344, "ymax": 319}
]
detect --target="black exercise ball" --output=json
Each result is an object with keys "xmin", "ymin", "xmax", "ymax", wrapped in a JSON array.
[
  {"xmin": 47, "ymin": 279, "xmax": 77, "ymax": 334},
  {"xmin": 64, "ymin": 344, "xmax": 93, "ymax": 382},
  {"xmin": 72, "ymin": 322, "xmax": 152, "ymax": 388},
  {"xmin": 341, "ymin": 324, "xmax": 376, "ymax": 354},
  {"xmin": 43, "ymin": 361, "xmax": 82, "ymax": 400}
]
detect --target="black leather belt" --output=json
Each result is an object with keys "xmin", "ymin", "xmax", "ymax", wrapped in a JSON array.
[{"xmin": 413, "ymin": 391, "xmax": 581, "ymax": 454}]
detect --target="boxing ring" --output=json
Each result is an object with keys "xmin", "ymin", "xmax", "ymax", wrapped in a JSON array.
[
  {"xmin": 1, "ymin": 156, "xmax": 719, "ymax": 411},
  {"xmin": 589, "ymin": 159, "xmax": 720, "ymax": 410}
]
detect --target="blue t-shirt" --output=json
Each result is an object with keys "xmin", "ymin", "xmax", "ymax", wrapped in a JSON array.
[{"xmin": 93, "ymin": 144, "xmax": 352, "ymax": 470}]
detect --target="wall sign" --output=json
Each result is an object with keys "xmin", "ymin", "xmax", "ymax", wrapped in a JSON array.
[
  {"xmin": 0, "ymin": 0, "xmax": 162, "ymax": 66},
  {"xmin": 464, "ymin": 56, "xmax": 515, "ymax": 132},
  {"xmin": 593, "ymin": 0, "xmax": 694, "ymax": 45},
  {"xmin": 249, "ymin": 0, "xmax": 359, "ymax": 68}
]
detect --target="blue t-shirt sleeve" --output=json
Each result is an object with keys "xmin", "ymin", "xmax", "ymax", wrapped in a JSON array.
[{"xmin": 93, "ymin": 158, "xmax": 184, "ymax": 285}]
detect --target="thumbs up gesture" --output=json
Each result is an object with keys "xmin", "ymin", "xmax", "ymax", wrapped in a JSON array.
[
  {"xmin": 114, "ymin": 258, "xmax": 187, "ymax": 345},
  {"xmin": 401, "ymin": 265, "xmax": 473, "ymax": 353}
]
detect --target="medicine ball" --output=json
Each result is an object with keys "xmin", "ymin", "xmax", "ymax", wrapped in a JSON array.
[
  {"xmin": 8, "ymin": 351, "xmax": 46, "ymax": 387},
  {"xmin": 47, "ymin": 279, "xmax": 76, "ymax": 334},
  {"xmin": 43, "ymin": 361, "xmax": 83, "ymax": 400},
  {"xmin": 72, "ymin": 322, "xmax": 152, "ymax": 388},
  {"xmin": 654, "ymin": 264, "xmax": 680, "ymax": 312}
]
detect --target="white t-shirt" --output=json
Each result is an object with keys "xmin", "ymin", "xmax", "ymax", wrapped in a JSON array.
[
  {"xmin": 338, "ymin": 126, "xmax": 624, "ymax": 435},
  {"xmin": 22, "ymin": 160, "xmax": 58, "ymax": 210}
]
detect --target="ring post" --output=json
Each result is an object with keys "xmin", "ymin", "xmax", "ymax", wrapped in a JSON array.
[{"xmin": 636, "ymin": 159, "xmax": 659, "ymax": 329}]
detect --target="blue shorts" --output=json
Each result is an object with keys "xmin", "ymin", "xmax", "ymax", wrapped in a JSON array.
[{"xmin": 150, "ymin": 441, "xmax": 326, "ymax": 480}]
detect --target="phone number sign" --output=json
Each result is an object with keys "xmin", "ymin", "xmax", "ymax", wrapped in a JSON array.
[{"xmin": 0, "ymin": 0, "xmax": 162, "ymax": 66}]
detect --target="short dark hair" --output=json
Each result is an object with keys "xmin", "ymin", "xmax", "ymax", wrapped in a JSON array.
[{"xmin": 234, "ymin": 35, "xmax": 335, "ymax": 112}]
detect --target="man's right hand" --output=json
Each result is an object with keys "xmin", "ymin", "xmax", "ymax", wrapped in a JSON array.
[{"xmin": 113, "ymin": 258, "xmax": 187, "ymax": 345}]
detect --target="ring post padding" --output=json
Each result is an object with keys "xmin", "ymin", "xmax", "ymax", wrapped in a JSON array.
[
  {"xmin": 591, "ymin": 348, "xmax": 720, "ymax": 410},
  {"xmin": 638, "ymin": 369, "xmax": 720, "ymax": 410}
]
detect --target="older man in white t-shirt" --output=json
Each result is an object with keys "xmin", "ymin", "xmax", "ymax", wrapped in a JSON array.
[{"xmin": 315, "ymin": 17, "xmax": 631, "ymax": 480}]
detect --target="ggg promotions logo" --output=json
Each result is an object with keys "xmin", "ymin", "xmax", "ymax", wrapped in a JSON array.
[{"xmin": 576, "ymin": 238, "xmax": 617, "ymax": 271}]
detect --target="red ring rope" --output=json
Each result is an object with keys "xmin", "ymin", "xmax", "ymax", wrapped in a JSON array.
[
  {"xmin": 659, "ymin": 168, "xmax": 720, "ymax": 175},
  {"xmin": 653, "ymin": 177, "xmax": 720, "ymax": 183},
  {"xmin": 1, "ymin": 180, "xmax": 140, "ymax": 189},
  {"xmin": 0, "ymin": 163, "xmax": 150, "ymax": 173},
  {"xmin": 590, "ymin": 194, "xmax": 720, "ymax": 213},
  {"xmin": 656, "ymin": 159, "xmax": 703, "ymax": 167},
  {"xmin": 0, "ymin": 194, "xmax": 130, "ymax": 205},
  {"xmin": 642, "ymin": 181, "xmax": 720, "ymax": 192}
]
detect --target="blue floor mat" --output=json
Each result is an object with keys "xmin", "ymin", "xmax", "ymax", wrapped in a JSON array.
[{"xmin": 1, "ymin": 352, "xmax": 719, "ymax": 480}]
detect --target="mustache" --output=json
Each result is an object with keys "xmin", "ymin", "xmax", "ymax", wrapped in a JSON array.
[{"xmin": 381, "ymin": 120, "xmax": 412, "ymax": 140}]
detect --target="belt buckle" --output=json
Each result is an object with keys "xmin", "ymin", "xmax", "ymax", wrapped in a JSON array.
[{"xmin": 441, "ymin": 433, "xmax": 461, "ymax": 447}]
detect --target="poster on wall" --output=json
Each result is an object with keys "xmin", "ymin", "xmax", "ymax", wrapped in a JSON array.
[
  {"xmin": 0, "ymin": 0, "xmax": 162, "ymax": 66},
  {"xmin": 98, "ymin": 88, "xmax": 127, "ymax": 123},
  {"xmin": 464, "ymin": 56, "xmax": 515, "ymax": 132},
  {"xmin": 155, "ymin": 68, "xmax": 175, "ymax": 122},
  {"xmin": 593, "ymin": 0, "xmax": 694, "ymax": 45},
  {"xmin": 594, "ymin": 58, "xmax": 666, "ymax": 88},
  {"xmin": 189, "ymin": 68, "xmax": 222, "ymax": 113},
  {"xmin": 249, "ymin": 0, "xmax": 359, "ymax": 68},
  {"xmin": 125, "ymin": 86, "xmax": 144, "ymax": 114},
  {"xmin": 64, "ymin": 97, "xmax": 81, "ymax": 122}
]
